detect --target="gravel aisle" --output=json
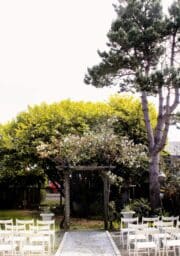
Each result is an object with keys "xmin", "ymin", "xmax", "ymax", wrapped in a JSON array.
[{"xmin": 57, "ymin": 231, "xmax": 121, "ymax": 256}]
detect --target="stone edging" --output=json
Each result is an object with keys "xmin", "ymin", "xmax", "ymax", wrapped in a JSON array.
[
  {"xmin": 106, "ymin": 230, "xmax": 121, "ymax": 256},
  {"xmin": 54, "ymin": 232, "xmax": 67, "ymax": 256}
]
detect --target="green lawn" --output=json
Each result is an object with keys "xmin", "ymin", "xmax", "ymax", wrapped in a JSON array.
[
  {"xmin": 0, "ymin": 209, "xmax": 39, "ymax": 220},
  {"xmin": 0, "ymin": 209, "xmax": 104, "ymax": 230}
]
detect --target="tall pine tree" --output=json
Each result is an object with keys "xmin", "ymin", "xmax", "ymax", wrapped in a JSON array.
[{"xmin": 85, "ymin": 0, "xmax": 180, "ymax": 210}]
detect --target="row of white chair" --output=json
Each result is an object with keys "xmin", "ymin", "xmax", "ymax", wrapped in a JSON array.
[
  {"xmin": 0, "ymin": 219, "xmax": 56, "ymax": 255},
  {"xmin": 0, "ymin": 232, "xmax": 51, "ymax": 255},
  {"xmin": 120, "ymin": 216, "xmax": 180, "ymax": 255},
  {"xmin": 142, "ymin": 216, "xmax": 179, "ymax": 224},
  {"xmin": 127, "ymin": 224, "xmax": 180, "ymax": 255},
  {"xmin": 0, "ymin": 219, "xmax": 55, "ymax": 229},
  {"xmin": 121, "ymin": 216, "xmax": 180, "ymax": 230}
]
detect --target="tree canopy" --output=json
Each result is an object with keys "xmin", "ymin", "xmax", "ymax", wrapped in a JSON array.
[
  {"xmin": 0, "ymin": 96, "xmax": 155, "ymax": 188},
  {"xmin": 85, "ymin": 0, "xmax": 180, "ymax": 210}
]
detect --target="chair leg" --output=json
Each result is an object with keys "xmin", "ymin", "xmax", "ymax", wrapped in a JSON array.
[{"xmin": 120, "ymin": 232, "xmax": 124, "ymax": 248}]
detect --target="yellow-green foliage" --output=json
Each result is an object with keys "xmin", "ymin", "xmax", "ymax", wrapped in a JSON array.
[
  {"xmin": 0, "ymin": 95, "xmax": 156, "ymax": 151},
  {"xmin": 109, "ymin": 94, "xmax": 156, "ymax": 127},
  {"xmin": 0, "ymin": 95, "xmax": 156, "ymax": 183},
  {"xmin": 108, "ymin": 94, "xmax": 156, "ymax": 144}
]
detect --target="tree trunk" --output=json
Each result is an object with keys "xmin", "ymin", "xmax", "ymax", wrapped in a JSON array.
[
  {"xmin": 103, "ymin": 175, "xmax": 110, "ymax": 230},
  {"xmin": 141, "ymin": 91, "xmax": 161, "ymax": 211},
  {"xmin": 149, "ymin": 153, "xmax": 160, "ymax": 210},
  {"xmin": 64, "ymin": 171, "xmax": 70, "ymax": 230}
]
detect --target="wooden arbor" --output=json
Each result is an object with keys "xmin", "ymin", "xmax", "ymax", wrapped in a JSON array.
[{"xmin": 58, "ymin": 165, "xmax": 116, "ymax": 230}]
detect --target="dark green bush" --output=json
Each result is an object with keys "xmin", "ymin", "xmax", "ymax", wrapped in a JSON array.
[{"xmin": 130, "ymin": 198, "xmax": 151, "ymax": 218}]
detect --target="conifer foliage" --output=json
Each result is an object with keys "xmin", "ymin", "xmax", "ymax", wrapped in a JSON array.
[{"xmin": 85, "ymin": 0, "xmax": 180, "ymax": 209}]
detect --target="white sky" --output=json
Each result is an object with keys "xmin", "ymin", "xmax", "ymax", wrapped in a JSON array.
[
  {"xmin": 0, "ymin": 0, "xmax": 118, "ymax": 123},
  {"xmin": 0, "ymin": 0, "xmax": 179, "ymax": 141}
]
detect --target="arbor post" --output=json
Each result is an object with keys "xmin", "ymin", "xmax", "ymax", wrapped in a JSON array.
[
  {"xmin": 102, "ymin": 173, "xmax": 110, "ymax": 230},
  {"xmin": 64, "ymin": 171, "xmax": 70, "ymax": 230}
]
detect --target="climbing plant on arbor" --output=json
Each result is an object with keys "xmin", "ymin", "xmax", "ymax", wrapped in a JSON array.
[{"xmin": 37, "ymin": 122, "xmax": 148, "ymax": 199}]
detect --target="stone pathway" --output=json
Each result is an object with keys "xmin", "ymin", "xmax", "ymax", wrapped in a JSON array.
[{"xmin": 55, "ymin": 230, "xmax": 121, "ymax": 256}]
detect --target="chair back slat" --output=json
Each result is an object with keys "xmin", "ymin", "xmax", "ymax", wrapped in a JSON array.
[
  {"xmin": 16, "ymin": 219, "xmax": 34, "ymax": 230},
  {"xmin": 0, "ymin": 219, "xmax": 13, "ymax": 230}
]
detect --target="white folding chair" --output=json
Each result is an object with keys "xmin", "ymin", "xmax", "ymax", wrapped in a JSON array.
[
  {"xmin": 154, "ymin": 220, "xmax": 174, "ymax": 229},
  {"xmin": 11, "ymin": 235, "xmax": 27, "ymax": 254},
  {"xmin": 133, "ymin": 229, "xmax": 158, "ymax": 256},
  {"xmin": 36, "ymin": 220, "xmax": 55, "ymax": 251},
  {"xmin": 29, "ymin": 234, "xmax": 51, "ymax": 254},
  {"xmin": 16, "ymin": 219, "xmax": 34, "ymax": 230},
  {"xmin": 127, "ymin": 224, "xmax": 148, "ymax": 255},
  {"xmin": 0, "ymin": 220, "xmax": 14, "ymax": 245},
  {"xmin": 0, "ymin": 243, "xmax": 16, "ymax": 256},
  {"xmin": 22, "ymin": 244, "xmax": 45, "ymax": 256},
  {"xmin": 120, "ymin": 217, "xmax": 138, "ymax": 248},
  {"xmin": 152, "ymin": 231, "xmax": 171, "ymax": 255},
  {"xmin": 162, "ymin": 239, "xmax": 180, "ymax": 256},
  {"xmin": 15, "ymin": 219, "xmax": 35, "ymax": 240},
  {"xmin": 0, "ymin": 222, "xmax": 16, "ymax": 254},
  {"xmin": 142, "ymin": 216, "xmax": 160, "ymax": 227},
  {"xmin": 0, "ymin": 219, "xmax": 13, "ymax": 231},
  {"xmin": 162, "ymin": 216, "xmax": 179, "ymax": 227}
]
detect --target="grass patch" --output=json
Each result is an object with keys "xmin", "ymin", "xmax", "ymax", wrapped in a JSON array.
[
  {"xmin": 0, "ymin": 210, "xmax": 104, "ymax": 230},
  {"xmin": 0, "ymin": 210, "xmax": 39, "ymax": 220},
  {"xmin": 70, "ymin": 218, "xmax": 104, "ymax": 230}
]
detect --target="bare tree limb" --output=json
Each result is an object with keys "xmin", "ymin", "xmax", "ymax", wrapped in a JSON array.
[{"xmin": 141, "ymin": 91, "xmax": 154, "ymax": 152}]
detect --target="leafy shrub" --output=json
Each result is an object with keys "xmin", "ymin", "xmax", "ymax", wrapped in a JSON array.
[{"xmin": 130, "ymin": 198, "xmax": 151, "ymax": 218}]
